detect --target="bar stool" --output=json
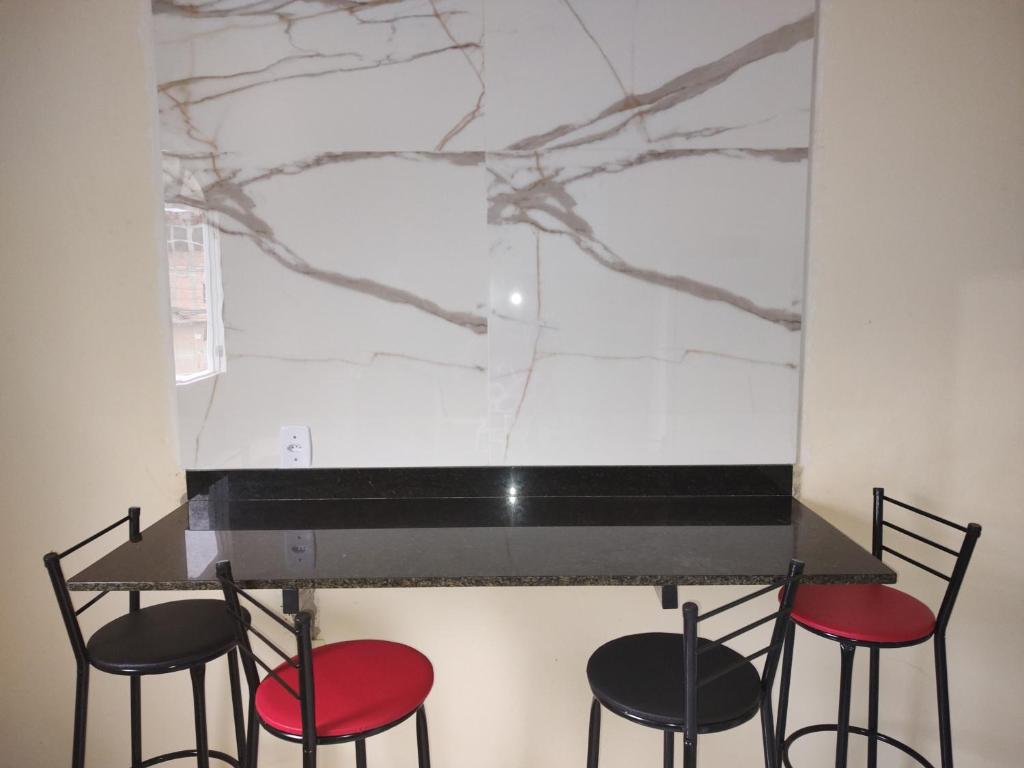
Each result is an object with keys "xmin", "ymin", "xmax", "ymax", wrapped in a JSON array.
[
  {"xmin": 775, "ymin": 489, "xmax": 982, "ymax": 768},
  {"xmin": 216, "ymin": 560, "xmax": 434, "ymax": 768},
  {"xmin": 44, "ymin": 507, "xmax": 247, "ymax": 768},
  {"xmin": 585, "ymin": 559, "xmax": 804, "ymax": 768}
]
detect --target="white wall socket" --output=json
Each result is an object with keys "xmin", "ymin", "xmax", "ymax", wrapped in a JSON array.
[
  {"xmin": 284, "ymin": 531, "xmax": 316, "ymax": 574},
  {"xmin": 279, "ymin": 425, "xmax": 311, "ymax": 468}
]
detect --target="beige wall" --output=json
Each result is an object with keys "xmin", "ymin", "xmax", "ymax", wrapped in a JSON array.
[
  {"xmin": 794, "ymin": 1, "xmax": 1024, "ymax": 766},
  {"xmin": 1, "ymin": 0, "xmax": 1022, "ymax": 766},
  {"xmin": 0, "ymin": 0, "xmax": 187, "ymax": 762}
]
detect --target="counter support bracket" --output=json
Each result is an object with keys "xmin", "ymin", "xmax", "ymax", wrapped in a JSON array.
[
  {"xmin": 657, "ymin": 585, "xmax": 678, "ymax": 610},
  {"xmin": 281, "ymin": 588, "xmax": 320, "ymax": 637}
]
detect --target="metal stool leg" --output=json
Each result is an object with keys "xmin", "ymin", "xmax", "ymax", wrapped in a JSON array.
[
  {"xmin": 416, "ymin": 705, "xmax": 431, "ymax": 768},
  {"xmin": 760, "ymin": 693, "xmax": 777, "ymax": 768},
  {"xmin": 586, "ymin": 699, "xmax": 601, "ymax": 768},
  {"xmin": 934, "ymin": 635, "xmax": 954, "ymax": 768},
  {"xmin": 72, "ymin": 663, "xmax": 89, "ymax": 768},
  {"xmin": 245, "ymin": 694, "xmax": 260, "ymax": 768},
  {"xmin": 355, "ymin": 739, "xmax": 367, "ymax": 768},
  {"xmin": 682, "ymin": 734, "xmax": 696, "ymax": 768},
  {"xmin": 775, "ymin": 622, "xmax": 796, "ymax": 767},
  {"xmin": 130, "ymin": 673, "xmax": 142, "ymax": 768},
  {"xmin": 835, "ymin": 643, "xmax": 856, "ymax": 768},
  {"xmin": 868, "ymin": 647, "xmax": 880, "ymax": 768},
  {"xmin": 226, "ymin": 651, "xmax": 245, "ymax": 768},
  {"xmin": 663, "ymin": 730, "xmax": 674, "ymax": 768},
  {"xmin": 190, "ymin": 664, "xmax": 211, "ymax": 768}
]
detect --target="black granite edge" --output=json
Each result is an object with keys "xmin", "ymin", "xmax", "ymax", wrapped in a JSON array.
[
  {"xmin": 186, "ymin": 465, "xmax": 794, "ymax": 504},
  {"xmin": 68, "ymin": 571, "xmax": 896, "ymax": 592},
  {"xmin": 190, "ymin": 494, "xmax": 794, "ymax": 531}
]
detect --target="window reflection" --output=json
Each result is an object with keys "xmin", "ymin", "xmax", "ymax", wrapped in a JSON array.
[{"xmin": 165, "ymin": 203, "xmax": 225, "ymax": 384}]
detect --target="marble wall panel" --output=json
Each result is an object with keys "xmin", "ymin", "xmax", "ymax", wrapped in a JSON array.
[{"xmin": 154, "ymin": 0, "xmax": 816, "ymax": 468}]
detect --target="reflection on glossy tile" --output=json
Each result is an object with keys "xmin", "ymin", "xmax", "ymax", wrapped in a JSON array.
[{"xmin": 154, "ymin": 0, "xmax": 815, "ymax": 468}]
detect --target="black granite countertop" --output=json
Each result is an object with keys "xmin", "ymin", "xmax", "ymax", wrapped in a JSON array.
[{"xmin": 67, "ymin": 465, "xmax": 893, "ymax": 591}]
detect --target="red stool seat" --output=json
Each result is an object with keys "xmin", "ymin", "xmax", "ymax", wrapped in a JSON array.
[
  {"xmin": 255, "ymin": 639, "xmax": 434, "ymax": 738},
  {"xmin": 789, "ymin": 584, "xmax": 936, "ymax": 644}
]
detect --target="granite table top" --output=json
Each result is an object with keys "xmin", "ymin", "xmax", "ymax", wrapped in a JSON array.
[{"xmin": 67, "ymin": 468, "xmax": 893, "ymax": 591}]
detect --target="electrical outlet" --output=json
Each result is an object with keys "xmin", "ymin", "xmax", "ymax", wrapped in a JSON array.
[
  {"xmin": 279, "ymin": 425, "xmax": 311, "ymax": 468},
  {"xmin": 284, "ymin": 531, "xmax": 315, "ymax": 574}
]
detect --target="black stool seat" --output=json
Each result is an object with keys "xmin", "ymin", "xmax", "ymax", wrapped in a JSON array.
[
  {"xmin": 587, "ymin": 632, "xmax": 762, "ymax": 733},
  {"xmin": 87, "ymin": 599, "xmax": 243, "ymax": 675}
]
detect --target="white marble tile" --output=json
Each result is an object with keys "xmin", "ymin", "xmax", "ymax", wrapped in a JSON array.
[
  {"xmin": 486, "ymin": 147, "xmax": 805, "ymax": 464},
  {"xmin": 168, "ymin": 151, "xmax": 490, "ymax": 468},
  {"xmin": 486, "ymin": 0, "xmax": 815, "ymax": 151},
  {"xmin": 155, "ymin": 0, "xmax": 485, "ymax": 162}
]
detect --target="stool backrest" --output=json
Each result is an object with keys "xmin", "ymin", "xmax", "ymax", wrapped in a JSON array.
[
  {"xmin": 872, "ymin": 488, "xmax": 982, "ymax": 635},
  {"xmin": 216, "ymin": 560, "xmax": 316, "ymax": 754},
  {"xmin": 681, "ymin": 558, "xmax": 804, "ymax": 755},
  {"xmin": 43, "ymin": 507, "xmax": 143, "ymax": 667}
]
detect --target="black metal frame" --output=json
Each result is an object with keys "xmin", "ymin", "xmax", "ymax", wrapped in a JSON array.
[
  {"xmin": 587, "ymin": 559, "xmax": 805, "ymax": 768},
  {"xmin": 216, "ymin": 560, "xmax": 431, "ymax": 768},
  {"xmin": 43, "ymin": 507, "xmax": 246, "ymax": 768},
  {"xmin": 776, "ymin": 488, "xmax": 982, "ymax": 768}
]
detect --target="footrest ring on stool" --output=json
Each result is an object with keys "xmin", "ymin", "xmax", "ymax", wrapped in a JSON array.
[
  {"xmin": 139, "ymin": 748, "xmax": 241, "ymax": 767},
  {"xmin": 782, "ymin": 724, "xmax": 935, "ymax": 768}
]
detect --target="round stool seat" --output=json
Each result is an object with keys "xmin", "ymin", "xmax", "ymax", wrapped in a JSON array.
[
  {"xmin": 255, "ymin": 639, "xmax": 434, "ymax": 739},
  {"xmin": 789, "ymin": 584, "xmax": 936, "ymax": 644},
  {"xmin": 587, "ymin": 632, "xmax": 762, "ymax": 733},
  {"xmin": 87, "ymin": 599, "xmax": 242, "ymax": 675}
]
